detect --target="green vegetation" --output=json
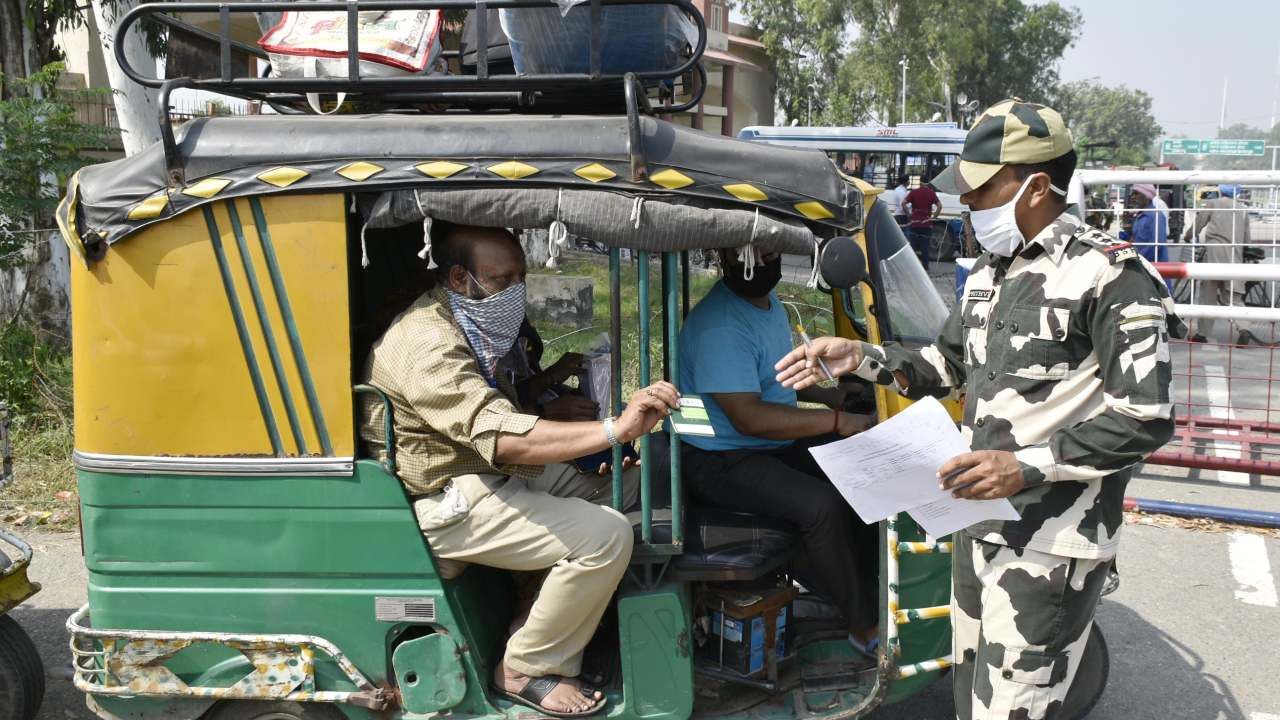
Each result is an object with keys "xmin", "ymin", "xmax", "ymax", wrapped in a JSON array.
[
  {"xmin": 530, "ymin": 251, "xmax": 836, "ymax": 397},
  {"xmin": 0, "ymin": 322, "xmax": 76, "ymax": 529}
]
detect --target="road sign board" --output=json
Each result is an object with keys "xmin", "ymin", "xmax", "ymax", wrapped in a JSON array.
[{"xmin": 1162, "ymin": 138, "xmax": 1266, "ymax": 156}]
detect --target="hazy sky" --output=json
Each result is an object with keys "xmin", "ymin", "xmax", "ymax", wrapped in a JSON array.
[{"xmin": 1054, "ymin": 0, "xmax": 1280, "ymax": 139}]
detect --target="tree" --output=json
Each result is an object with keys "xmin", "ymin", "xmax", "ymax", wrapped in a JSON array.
[
  {"xmin": 737, "ymin": 0, "xmax": 1082, "ymax": 126},
  {"xmin": 91, "ymin": 0, "xmax": 162, "ymax": 156},
  {"xmin": 1052, "ymin": 80, "xmax": 1162, "ymax": 166}
]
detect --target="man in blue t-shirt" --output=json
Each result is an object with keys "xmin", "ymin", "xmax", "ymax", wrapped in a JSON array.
[{"xmin": 678, "ymin": 247, "xmax": 880, "ymax": 651}]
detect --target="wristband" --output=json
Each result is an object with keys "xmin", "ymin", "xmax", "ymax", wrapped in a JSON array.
[{"xmin": 603, "ymin": 416, "xmax": 621, "ymax": 447}]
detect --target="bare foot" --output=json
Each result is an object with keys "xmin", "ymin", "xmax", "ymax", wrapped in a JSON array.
[{"xmin": 496, "ymin": 662, "xmax": 603, "ymax": 715}]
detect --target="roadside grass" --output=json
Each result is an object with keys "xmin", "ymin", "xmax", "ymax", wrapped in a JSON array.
[
  {"xmin": 0, "ymin": 323, "xmax": 77, "ymax": 531},
  {"xmin": 529, "ymin": 251, "xmax": 836, "ymax": 397}
]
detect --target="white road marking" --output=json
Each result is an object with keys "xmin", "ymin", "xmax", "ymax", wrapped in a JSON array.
[
  {"xmin": 1204, "ymin": 364, "xmax": 1251, "ymax": 486},
  {"xmin": 1250, "ymin": 713, "xmax": 1280, "ymax": 720},
  {"xmin": 1229, "ymin": 532, "xmax": 1279, "ymax": 608}
]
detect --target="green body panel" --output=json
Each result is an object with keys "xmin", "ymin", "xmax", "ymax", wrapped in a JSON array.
[
  {"xmin": 616, "ymin": 582, "xmax": 693, "ymax": 720},
  {"xmin": 393, "ymin": 633, "xmax": 468, "ymax": 714}
]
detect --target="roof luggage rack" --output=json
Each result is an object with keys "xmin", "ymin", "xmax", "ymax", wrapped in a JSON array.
[{"xmin": 116, "ymin": 0, "xmax": 707, "ymax": 114}]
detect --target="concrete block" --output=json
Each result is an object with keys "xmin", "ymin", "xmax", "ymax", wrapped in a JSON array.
[{"xmin": 527, "ymin": 274, "xmax": 594, "ymax": 328}]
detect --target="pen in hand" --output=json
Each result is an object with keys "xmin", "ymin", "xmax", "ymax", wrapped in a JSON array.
[{"xmin": 796, "ymin": 325, "xmax": 835, "ymax": 383}]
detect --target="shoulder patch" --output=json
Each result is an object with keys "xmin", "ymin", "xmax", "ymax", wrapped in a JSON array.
[{"xmin": 1077, "ymin": 231, "xmax": 1140, "ymax": 264}]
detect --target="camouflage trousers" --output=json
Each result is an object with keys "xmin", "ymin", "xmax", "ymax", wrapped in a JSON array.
[{"xmin": 951, "ymin": 534, "xmax": 1110, "ymax": 720}]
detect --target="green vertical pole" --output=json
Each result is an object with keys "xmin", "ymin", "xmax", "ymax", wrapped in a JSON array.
[
  {"xmin": 609, "ymin": 248, "xmax": 624, "ymax": 511},
  {"xmin": 665, "ymin": 252, "xmax": 683, "ymax": 547},
  {"xmin": 637, "ymin": 250, "xmax": 652, "ymax": 544}
]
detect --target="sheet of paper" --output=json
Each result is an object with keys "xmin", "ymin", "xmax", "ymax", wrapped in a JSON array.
[{"xmin": 808, "ymin": 396, "xmax": 1019, "ymax": 536}]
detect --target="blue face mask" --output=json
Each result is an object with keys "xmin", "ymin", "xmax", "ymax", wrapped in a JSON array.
[{"xmin": 446, "ymin": 277, "xmax": 527, "ymax": 385}]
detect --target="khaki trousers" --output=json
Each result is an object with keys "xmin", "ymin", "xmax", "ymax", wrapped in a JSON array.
[{"xmin": 414, "ymin": 464, "xmax": 639, "ymax": 677}]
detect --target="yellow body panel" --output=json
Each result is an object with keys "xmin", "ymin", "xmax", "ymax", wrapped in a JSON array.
[{"xmin": 72, "ymin": 194, "xmax": 353, "ymax": 457}]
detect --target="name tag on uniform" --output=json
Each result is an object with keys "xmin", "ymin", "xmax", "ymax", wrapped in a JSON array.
[
  {"xmin": 1108, "ymin": 245, "xmax": 1138, "ymax": 262},
  {"xmin": 967, "ymin": 288, "xmax": 995, "ymax": 301}
]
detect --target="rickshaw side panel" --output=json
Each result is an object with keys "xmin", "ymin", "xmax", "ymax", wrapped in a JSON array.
[{"xmin": 71, "ymin": 194, "xmax": 354, "ymax": 458}]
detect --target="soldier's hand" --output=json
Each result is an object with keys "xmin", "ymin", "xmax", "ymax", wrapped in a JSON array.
[
  {"xmin": 937, "ymin": 450, "xmax": 1025, "ymax": 500},
  {"xmin": 775, "ymin": 337, "xmax": 862, "ymax": 390}
]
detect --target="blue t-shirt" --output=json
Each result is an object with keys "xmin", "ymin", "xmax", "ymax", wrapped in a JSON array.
[{"xmin": 678, "ymin": 281, "xmax": 798, "ymax": 451}]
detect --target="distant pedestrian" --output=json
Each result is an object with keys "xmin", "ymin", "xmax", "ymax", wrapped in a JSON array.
[
  {"xmin": 1121, "ymin": 183, "xmax": 1168, "ymax": 263},
  {"xmin": 1182, "ymin": 184, "xmax": 1251, "ymax": 342},
  {"xmin": 904, "ymin": 172, "xmax": 942, "ymax": 269},
  {"xmin": 889, "ymin": 175, "xmax": 910, "ymax": 226}
]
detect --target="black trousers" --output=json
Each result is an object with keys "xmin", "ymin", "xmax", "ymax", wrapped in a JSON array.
[{"xmin": 681, "ymin": 436, "xmax": 879, "ymax": 633}]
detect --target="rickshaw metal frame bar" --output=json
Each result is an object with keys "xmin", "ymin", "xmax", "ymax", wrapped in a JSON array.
[
  {"xmin": 226, "ymin": 200, "xmax": 309, "ymax": 455},
  {"xmin": 249, "ymin": 197, "xmax": 335, "ymax": 455},
  {"xmin": 65, "ymin": 605, "xmax": 389, "ymax": 710},
  {"xmin": 897, "ymin": 655, "xmax": 953, "ymax": 679},
  {"xmin": 202, "ymin": 206, "xmax": 286, "ymax": 456},
  {"xmin": 664, "ymin": 251, "xmax": 683, "ymax": 546},
  {"xmin": 610, "ymin": 248, "xmax": 624, "ymax": 511},
  {"xmin": 475, "ymin": 3, "xmax": 489, "ymax": 79},
  {"xmin": 0, "ymin": 530, "xmax": 33, "ymax": 579},
  {"xmin": 353, "ymin": 385, "xmax": 396, "ymax": 475},
  {"xmin": 71, "ymin": 451, "xmax": 355, "ymax": 476},
  {"xmin": 638, "ymin": 250, "xmax": 653, "ymax": 544},
  {"xmin": 623, "ymin": 74, "xmax": 651, "ymax": 182}
]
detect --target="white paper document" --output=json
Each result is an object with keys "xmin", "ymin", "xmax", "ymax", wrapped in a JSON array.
[{"xmin": 808, "ymin": 396, "xmax": 1020, "ymax": 537}]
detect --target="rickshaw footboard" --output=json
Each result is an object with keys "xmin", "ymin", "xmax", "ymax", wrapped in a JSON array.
[
  {"xmin": 0, "ymin": 529, "xmax": 39, "ymax": 614},
  {"xmin": 65, "ymin": 605, "xmax": 389, "ymax": 710}
]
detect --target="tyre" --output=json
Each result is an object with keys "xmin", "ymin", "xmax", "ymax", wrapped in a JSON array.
[
  {"xmin": 203, "ymin": 700, "xmax": 348, "ymax": 720},
  {"xmin": 0, "ymin": 614, "xmax": 44, "ymax": 720},
  {"xmin": 1060, "ymin": 623, "xmax": 1109, "ymax": 720}
]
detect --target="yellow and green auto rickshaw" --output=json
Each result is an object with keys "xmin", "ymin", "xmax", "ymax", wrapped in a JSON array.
[
  {"xmin": 56, "ymin": 3, "xmax": 1108, "ymax": 719},
  {"xmin": 0, "ymin": 402, "xmax": 45, "ymax": 720}
]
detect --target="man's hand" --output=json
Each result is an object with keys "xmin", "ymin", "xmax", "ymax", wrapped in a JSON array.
[
  {"xmin": 836, "ymin": 412, "xmax": 875, "ymax": 436},
  {"xmin": 542, "ymin": 395, "xmax": 599, "ymax": 422},
  {"xmin": 545, "ymin": 352, "xmax": 586, "ymax": 384},
  {"xmin": 937, "ymin": 450, "xmax": 1025, "ymax": 500},
  {"xmin": 775, "ymin": 337, "xmax": 863, "ymax": 390},
  {"xmin": 615, "ymin": 382, "xmax": 681, "ymax": 443}
]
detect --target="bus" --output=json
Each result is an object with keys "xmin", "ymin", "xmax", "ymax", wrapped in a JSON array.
[{"xmin": 737, "ymin": 124, "xmax": 967, "ymax": 221}]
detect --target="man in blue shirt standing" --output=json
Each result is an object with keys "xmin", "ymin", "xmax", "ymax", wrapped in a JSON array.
[
  {"xmin": 678, "ymin": 247, "xmax": 880, "ymax": 651},
  {"xmin": 1121, "ymin": 183, "xmax": 1168, "ymax": 263}
]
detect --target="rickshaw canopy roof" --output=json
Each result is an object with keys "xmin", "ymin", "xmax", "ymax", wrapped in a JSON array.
[{"xmin": 58, "ymin": 113, "xmax": 863, "ymax": 257}]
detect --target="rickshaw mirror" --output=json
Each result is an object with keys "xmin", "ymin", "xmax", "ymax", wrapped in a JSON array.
[{"xmin": 818, "ymin": 236, "xmax": 867, "ymax": 289}]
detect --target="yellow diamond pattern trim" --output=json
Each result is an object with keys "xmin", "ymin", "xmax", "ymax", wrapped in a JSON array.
[
  {"xmin": 181, "ymin": 177, "xmax": 233, "ymax": 199},
  {"xmin": 574, "ymin": 163, "xmax": 617, "ymax": 183},
  {"xmin": 794, "ymin": 201, "xmax": 835, "ymax": 220},
  {"xmin": 649, "ymin": 168, "xmax": 695, "ymax": 189},
  {"xmin": 127, "ymin": 192, "xmax": 170, "ymax": 220},
  {"xmin": 416, "ymin": 161, "xmax": 469, "ymax": 179},
  {"xmin": 256, "ymin": 167, "xmax": 309, "ymax": 188},
  {"xmin": 722, "ymin": 183, "xmax": 768, "ymax": 202},
  {"xmin": 487, "ymin": 161, "xmax": 540, "ymax": 180},
  {"xmin": 336, "ymin": 161, "xmax": 386, "ymax": 182}
]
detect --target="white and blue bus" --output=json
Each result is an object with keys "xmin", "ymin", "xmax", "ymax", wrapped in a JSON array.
[{"xmin": 737, "ymin": 123, "xmax": 967, "ymax": 221}]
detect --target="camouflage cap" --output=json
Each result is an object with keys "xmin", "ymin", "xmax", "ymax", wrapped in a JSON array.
[{"xmin": 931, "ymin": 99, "xmax": 1074, "ymax": 195}]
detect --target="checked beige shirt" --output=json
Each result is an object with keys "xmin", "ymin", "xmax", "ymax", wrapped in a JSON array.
[{"xmin": 359, "ymin": 287, "xmax": 542, "ymax": 496}]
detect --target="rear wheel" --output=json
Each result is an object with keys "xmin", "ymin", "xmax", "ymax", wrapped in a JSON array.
[
  {"xmin": 204, "ymin": 701, "xmax": 348, "ymax": 720},
  {"xmin": 0, "ymin": 614, "xmax": 45, "ymax": 720},
  {"xmin": 1060, "ymin": 623, "xmax": 1109, "ymax": 720}
]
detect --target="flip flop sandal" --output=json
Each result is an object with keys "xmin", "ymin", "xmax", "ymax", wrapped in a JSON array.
[
  {"xmin": 492, "ymin": 675, "xmax": 607, "ymax": 718},
  {"xmin": 848, "ymin": 634, "xmax": 880, "ymax": 661}
]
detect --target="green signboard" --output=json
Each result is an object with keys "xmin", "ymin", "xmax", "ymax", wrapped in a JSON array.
[{"xmin": 1162, "ymin": 138, "xmax": 1266, "ymax": 156}]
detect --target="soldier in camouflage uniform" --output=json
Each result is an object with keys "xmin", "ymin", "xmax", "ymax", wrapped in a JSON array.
[{"xmin": 776, "ymin": 100, "xmax": 1182, "ymax": 720}]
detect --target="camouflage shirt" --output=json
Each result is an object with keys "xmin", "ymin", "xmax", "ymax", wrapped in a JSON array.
[{"xmin": 854, "ymin": 213, "xmax": 1181, "ymax": 559}]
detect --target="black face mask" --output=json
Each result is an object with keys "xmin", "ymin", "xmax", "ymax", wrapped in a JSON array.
[{"xmin": 723, "ymin": 256, "xmax": 783, "ymax": 299}]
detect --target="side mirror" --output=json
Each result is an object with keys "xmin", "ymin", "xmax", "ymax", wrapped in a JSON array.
[{"xmin": 818, "ymin": 236, "xmax": 867, "ymax": 289}]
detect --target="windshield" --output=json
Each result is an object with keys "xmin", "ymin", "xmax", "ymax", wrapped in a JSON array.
[{"xmin": 865, "ymin": 201, "xmax": 950, "ymax": 346}]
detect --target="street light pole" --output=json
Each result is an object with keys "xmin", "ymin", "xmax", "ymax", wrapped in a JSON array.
[{"xmin": 899, "ymin": 55, "xmax": 909, "ymax": 125}]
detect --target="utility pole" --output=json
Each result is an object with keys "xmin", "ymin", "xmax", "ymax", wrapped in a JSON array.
[
  {"xmin": 1219, "ymin": 76, "xmax": 1229, "ymax": 131},
  {"xmin": 899, "ymin": 55, "xmax": 909, "ymax": 125}
]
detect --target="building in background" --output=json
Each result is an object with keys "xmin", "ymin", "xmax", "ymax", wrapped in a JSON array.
[{"xmin": 685, "ymin": 0, "xmax": 775, "ymax": 136}]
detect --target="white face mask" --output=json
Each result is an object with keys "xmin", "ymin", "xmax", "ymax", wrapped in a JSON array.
[{"xmin": 967, "ymin": 175, "xmax": 1066, "ymax": 257}]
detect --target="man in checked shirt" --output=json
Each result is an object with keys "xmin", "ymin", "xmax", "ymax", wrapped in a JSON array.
[{"xmin": 775, "ymin": 100, "xmax": 1182, "ymax": 720}]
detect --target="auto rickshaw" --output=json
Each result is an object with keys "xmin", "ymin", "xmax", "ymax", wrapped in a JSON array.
[
  {"xmin": 57, "ymin": 3, "xmax": 1109, "ymax": 718},
  {"xmin": 0, "ymin": 402, "xmax": 45, "ymax": 720}
]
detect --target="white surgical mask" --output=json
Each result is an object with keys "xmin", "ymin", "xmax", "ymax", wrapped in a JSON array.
[{"xmin": 967, "ymin": 175, "xmax": 1066, "ymax": 257}]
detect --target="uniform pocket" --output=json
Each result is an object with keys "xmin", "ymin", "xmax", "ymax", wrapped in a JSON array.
[
  {"xmin": 1006, "ymin": 306, "xmax": 1073, "ymax": 380},
  {"xmin": 983, "ymin": 646, "xmax": 1069, "ymax": 719}
]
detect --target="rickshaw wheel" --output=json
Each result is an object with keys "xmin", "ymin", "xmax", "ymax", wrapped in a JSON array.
[
  {"xmin": 204, "ymin": 701, "xmax": 347, "ymax": 720},
  {"xmin": 1060, "ymin": 623, "xmax": 1109, "ymax": 720},
  {"xmin": 0, "ymin": 614, "xmax": 44, "ymax": 720}
]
